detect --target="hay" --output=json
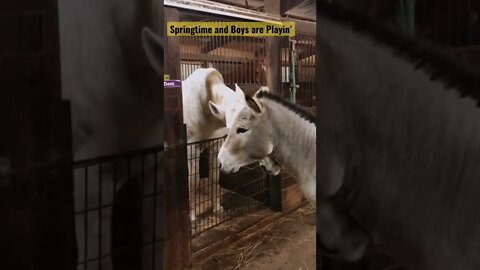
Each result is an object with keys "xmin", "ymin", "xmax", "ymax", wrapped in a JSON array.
[{"xmin": 194, "ymin": 204, "xmax": 316, "ymax": 269}]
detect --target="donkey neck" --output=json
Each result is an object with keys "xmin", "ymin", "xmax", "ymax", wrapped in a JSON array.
[{"xmin": 261, "ymin": 98, "xmax": 316, "ymax": 190}]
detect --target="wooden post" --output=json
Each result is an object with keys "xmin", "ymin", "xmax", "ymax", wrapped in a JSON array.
[
  {"xmin": 264, "ymin": 0, "xmax": 286, "ymax": 212},
  {"xmin": 265, "ymin": 0, "xmax": 282, "ymax": 95},
  {"xmin": 164, "ymin": 7, "xmax": 192, "ymax": 270}
]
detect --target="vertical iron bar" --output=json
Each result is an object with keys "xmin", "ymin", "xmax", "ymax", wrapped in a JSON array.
[
  {"xmin": 140, "ymin": 155, "xmax": 145, "ymax": 267},
  {"xmin": 223, "ymin": 35, "xmax": 226, "ymax": 85},
  {"xmin": 218, "ymin": 25, "xmax": 221, "ymax": 83},
  {"xmin": 251, "ymin": 36, "xmax": 254, "ymax": 84},
  {"xmin": 205, "ymin": 30, "xmax": 208, "ymax": 69},
  {"xmin": 98, "ymin": 163, "xmax": 102, "ymax": 270},
  {"xmin": 447, "ymin": 0, "xmax": 451, "ymax": 46},
  {"xmin": 217, "ymin": 23, "xmax": 221, "ymax": 81},
  {"xmin": 127, "ymin": 157, "xmax": 131, "ymax": 182},
  {"xmin": 230, "ymin": 35, "xmax": 233, "ymax": 86},
  {"xmin": 141, "ymin": 156, "xmax": 145, "ymax": 200},
  {"xmin": 113, "ymin": 160, "xmax": 117, "ymax": 202},
  {"xmin": 194, "ymin": 144, "xmax": 198, "ymax": 233},
  {"xmin": 152, "ymin": 153, "xmax": 158, "ymax": 269},
  {"xmin": 235, "ymin": 35, "xmax": 238, "ymax": 84},
  {"xmin": 111, "ymin": 159, "xmax": 117, "ymax": 263},
  {"xmin": 84, "ymin": 166, "xmax": 88, "ymax": 270},
  {"xmin": 186, "ymin": 37, "xmax": 189, "ymax": 77},
  {"xmin": 457, "ymin": 0, "xmax": 461, "ymax": 46},
  {"xmin": 248, "ymin": 35, "xmax": 251, "ymax": 84}
]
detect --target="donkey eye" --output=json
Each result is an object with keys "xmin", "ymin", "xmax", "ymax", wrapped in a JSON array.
[{"xmin": 236, "ymin": 128, "xmax": 248, "ymax": 134}]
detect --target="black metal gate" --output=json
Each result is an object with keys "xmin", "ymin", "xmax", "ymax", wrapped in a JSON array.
[
  {"xmin": 187, "ymin": 136, "xmax": 269, "ymax": 237},
  {"xmin": 73, "ymin": 145, "xmax": 164, "ymax": 270}
]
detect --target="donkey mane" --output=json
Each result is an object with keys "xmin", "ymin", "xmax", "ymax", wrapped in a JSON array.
[
  {"xmin": 256, "ymin": 90, "xmax": 316, "ymax": 124},
  {"xmin": 317, "ymin": 1, "xmax": 480, "ymax": 107}
]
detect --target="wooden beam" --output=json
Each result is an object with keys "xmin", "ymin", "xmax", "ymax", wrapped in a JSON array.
[
  {"xmin": 265, "ymin": 0, "xmax": 281, "ymax": 15},
  {"xmin": 294, "ymin": 19, "xmax": 316, "ymax": 35},
  {"xmin": 265, "ymin": 0, "xmax": 282, "ymax": 95},
  {"xmin": 164, "ymin": 7, "xmax": 192, "ymax": 270},
  {"xmin": 281, "ymin": 183, "xmax": 307, "ymax": 212},
  {"xmin": 280, "ymin": 0, "xmax": 307, "ymax": 15},
  {"xmin": 268, "ymin": 174, "xmax": 282, "ymax": 211}
]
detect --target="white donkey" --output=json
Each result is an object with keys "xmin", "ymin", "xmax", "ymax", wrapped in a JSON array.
[
  {"xmin": 217, "ymin": 90, "xmax": 317, "ymax": 204},
  {"xmin": 218, "ymin": 91, "xmax": 370, "ymax": 262},
  {"xmin": 182, "ymin": 68, "xmax": 247, "ymax": 220}
]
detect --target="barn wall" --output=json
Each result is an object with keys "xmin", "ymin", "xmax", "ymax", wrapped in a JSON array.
[{"xmin": 0, "ymin": 0, "xmax": 76, "ymax": 269}]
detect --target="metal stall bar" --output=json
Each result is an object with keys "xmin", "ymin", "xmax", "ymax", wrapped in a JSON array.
[
  {"xmin": 186, "ymin": 136, "xmax": 269, "ymax": 237},
  {"xmin": 295, "ymin": 32, "xmax": 316, "ymax": 109}
]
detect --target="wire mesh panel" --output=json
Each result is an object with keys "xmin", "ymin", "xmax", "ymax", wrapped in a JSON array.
[
  {"xmin": 187, "ymin": 136, "xmax": 269, "ymax": 237},
  {"xmin": 73, "ymin": 146, "xmax": 164, "ymax": 270}
]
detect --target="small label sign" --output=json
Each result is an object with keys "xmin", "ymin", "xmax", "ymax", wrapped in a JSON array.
[
  {"xmin": 164, "ymin": 74, "xmax": 170, "ymax": 80},
  {"xmin": 164, "ymin": 80, "xmax": 181, "ymax": 88}
]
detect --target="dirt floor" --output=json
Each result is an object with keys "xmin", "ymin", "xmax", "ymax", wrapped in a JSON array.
[{"xmin": 192, "ymin": 204, "xmax": 316, "ymax": 270}]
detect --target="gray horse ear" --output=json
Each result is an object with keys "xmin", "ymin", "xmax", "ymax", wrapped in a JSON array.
[
  {"xmin": 245, "ymin": 95, "xmax": 262, "ymax": 114},
  {"xmin": 209, "ymin": 101, "xmax": 225, "ymax": 120},
  {"xmin": 141, "ymin": 27, "xmax": 163, "ymax": 75}
]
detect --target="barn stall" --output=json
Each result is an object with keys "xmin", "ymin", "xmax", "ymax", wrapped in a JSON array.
[{"xmin": 163, "ymin": 0, "xmax": 316, "ymax": 268}]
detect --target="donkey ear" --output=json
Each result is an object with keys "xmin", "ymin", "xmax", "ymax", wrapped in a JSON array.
[
  {"xmin": 209, "ymin": 101, "xmax": 225, "ymax": 120},
  {"xmin": 254, "ymin": 86, "xmax": 269, "ymax": 97},
  {"xmin": 235, "ymin": 84, "xmax": 245, "ymax": 98},
  {"xmin": 245, "ymin": 95, "xmax": 262, "ymax": 114}
]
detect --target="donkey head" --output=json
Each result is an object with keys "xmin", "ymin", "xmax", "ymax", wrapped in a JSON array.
[{"xmin": 218, "ymin": 94, "xmax": 273, "ymax": 174}]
